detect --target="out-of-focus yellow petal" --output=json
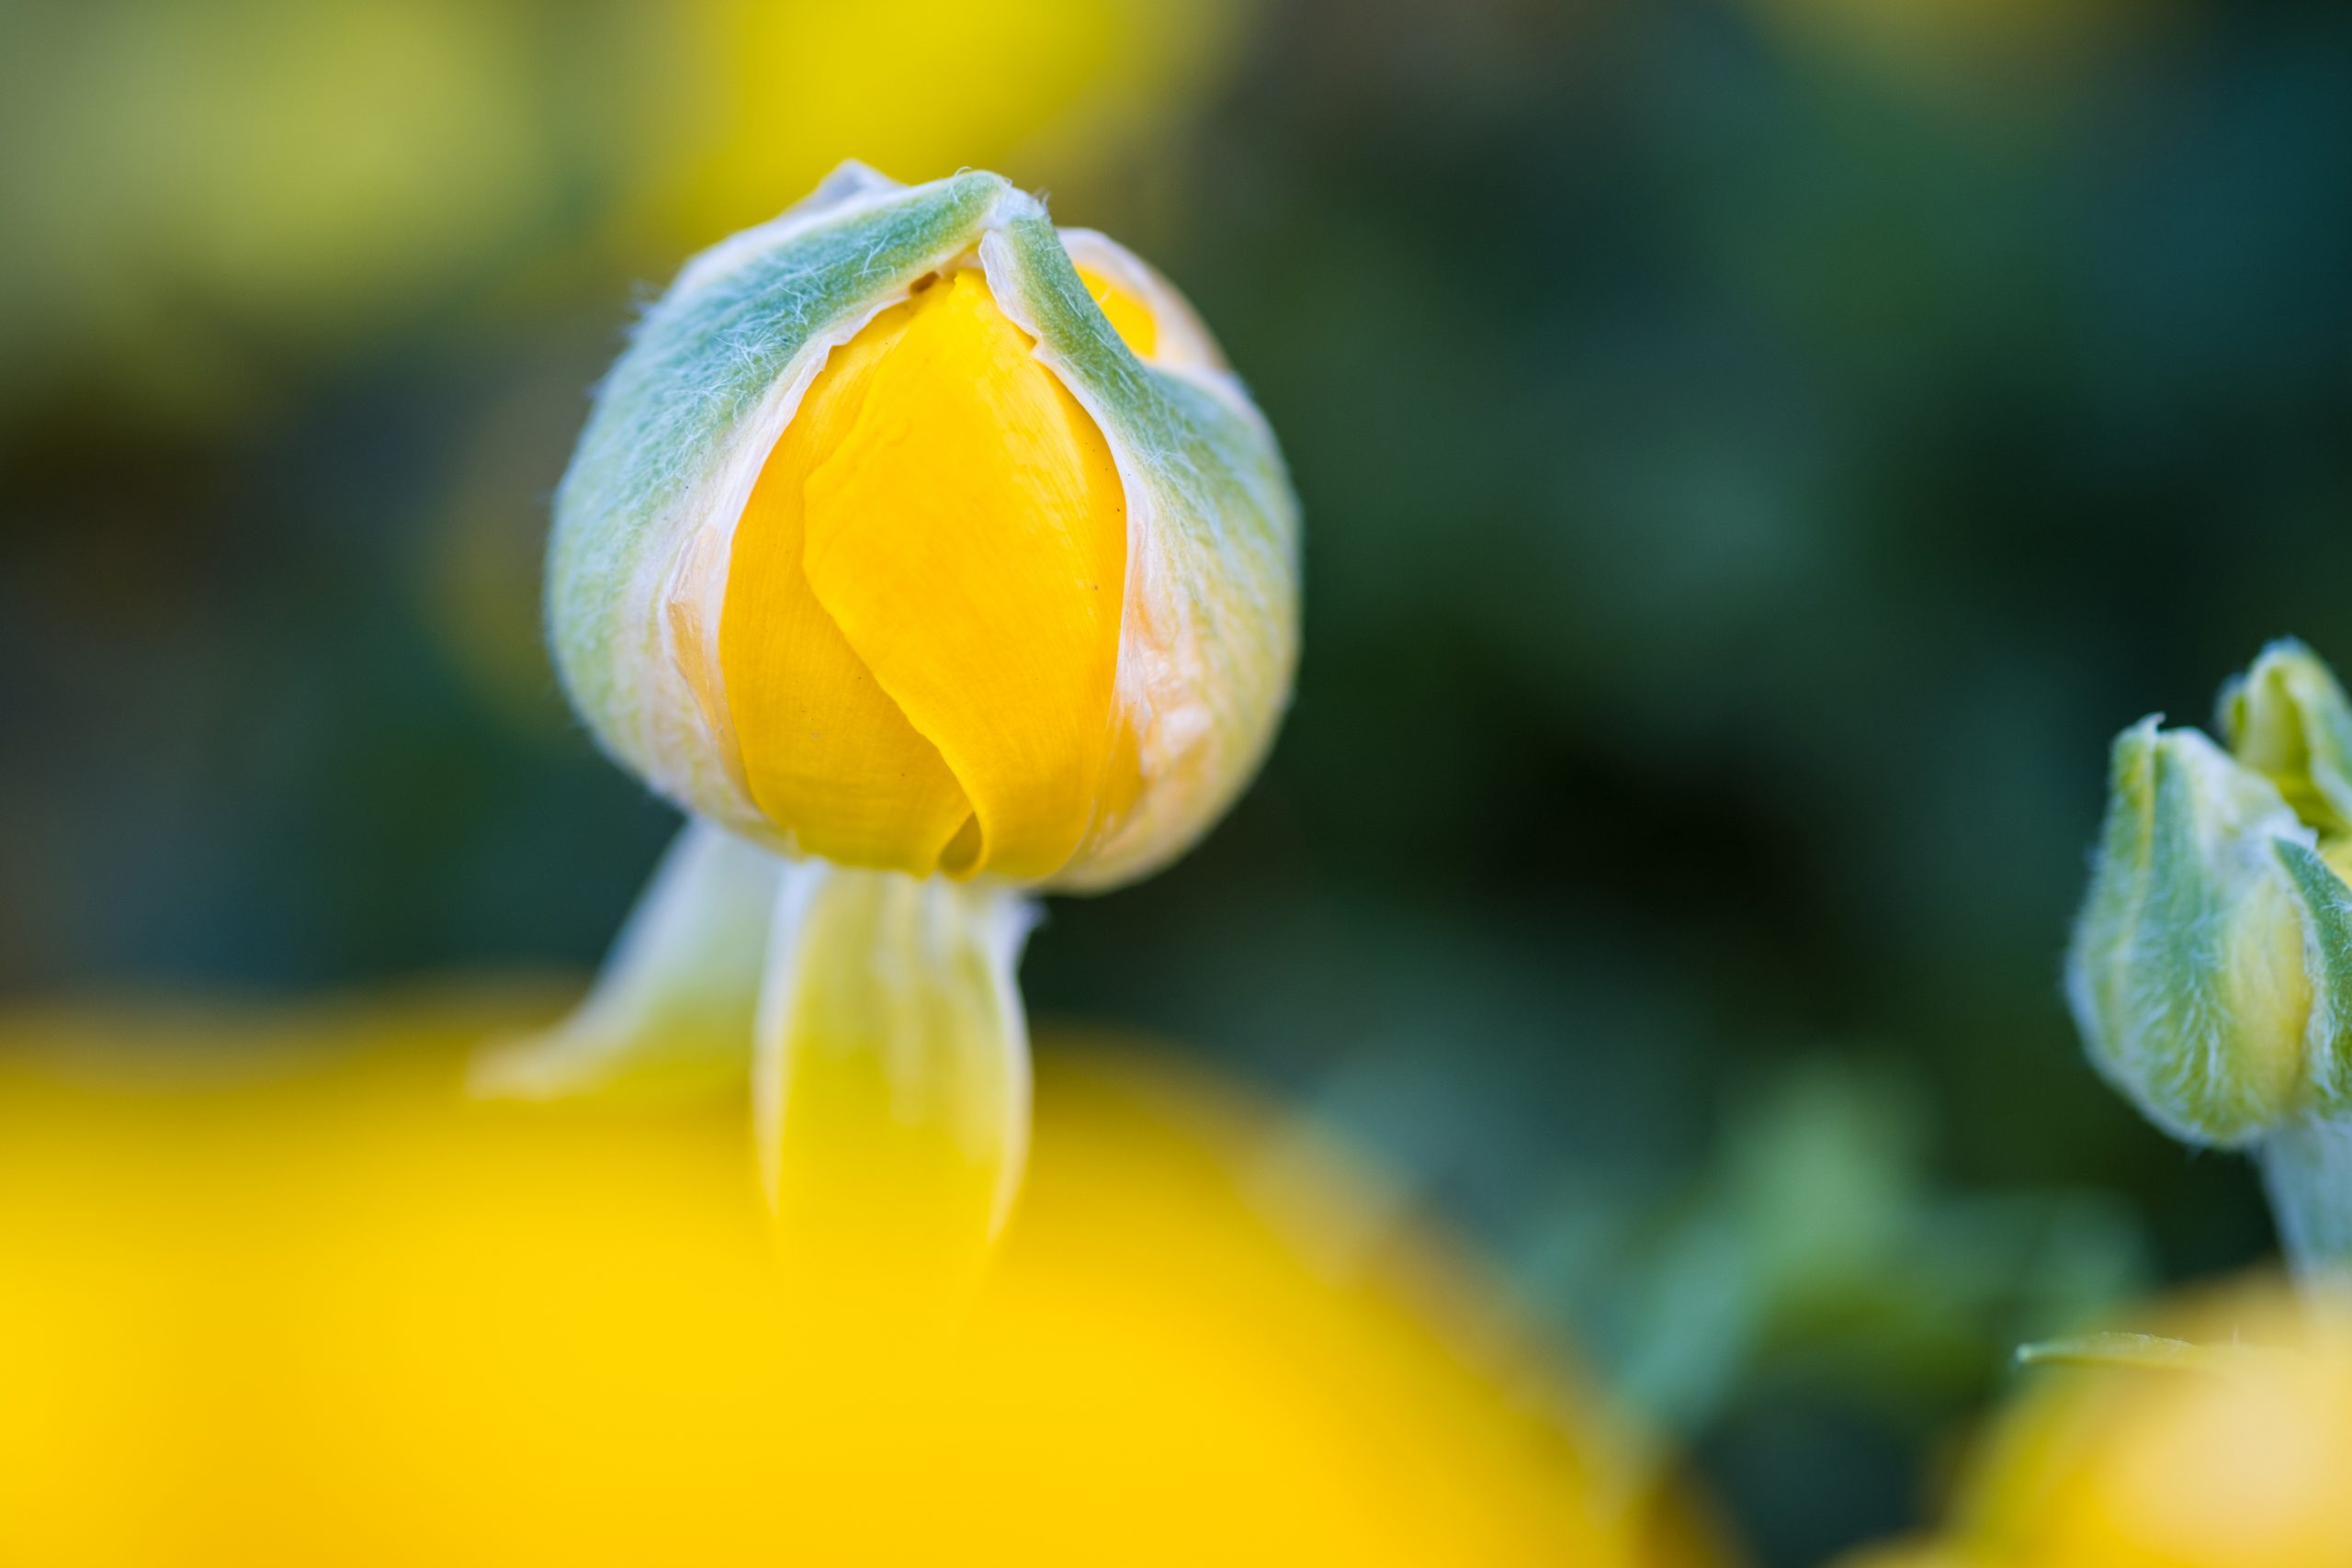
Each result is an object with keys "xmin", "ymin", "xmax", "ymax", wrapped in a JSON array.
[
  {"xmin": 797, "ymin": 270, "xmax": 1126, "ymax": 880},
  {"xmin": 0, "ymin": 992, "xmax": 1715, "ymax": 1567},
  {"xmin": 1849, "ymin": 1279, "xmax": 2352, "ymax": 1568},
  {"xmin": 719, "ymin": 297, "xmax": 976, "ymax": 874},
  {"xmin": 1987, "ymin": 1305, "xmax": 2352, "ymax": 1568}
]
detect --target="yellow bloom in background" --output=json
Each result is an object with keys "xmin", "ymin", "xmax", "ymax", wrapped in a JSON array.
[
  {"xmin": 0, "ymin": 0, "xmax": 548, "ymax": 419},
  {"xmin": 1834, "ymin": 1280, "xmax": 2352, "ymax": 1568},
  {"xmin": 500, "ymin": 164, "xmax": 1300, "ymax": 1280},
  {"xmin": 0, "ymin": 0, "xmax": 1251, "ymax": 420},
  {"xmin": 643, "ymin": 0, "xmax": 1251, "ymax": 248},
  {"xmin": 0, "ymin": 994, "xmax": 1722, "ymax": 1568}
]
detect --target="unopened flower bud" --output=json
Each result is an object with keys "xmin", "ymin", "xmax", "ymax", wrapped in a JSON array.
[
  {"xmin": 494, "ymin": 166, "xmax": 1300, "ymax": 1269},
  {"xmin": 2066, "ymin": 643, "xmax": 2352, "ymax": 1149},
  {"xmin": 548, "ymin": 164, "xmax": 1297, "ymax": 891}
]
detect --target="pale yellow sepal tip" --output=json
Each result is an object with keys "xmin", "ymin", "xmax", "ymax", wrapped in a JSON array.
[{"xmin": 2014, "ymin": 1331, "xmax": 2297, "ymax": 1376}]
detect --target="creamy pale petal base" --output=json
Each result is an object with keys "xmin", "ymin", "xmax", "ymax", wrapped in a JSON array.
[{"xmin": 755, "ymin": 860, "xmax": 1035, "ymax": 1318}]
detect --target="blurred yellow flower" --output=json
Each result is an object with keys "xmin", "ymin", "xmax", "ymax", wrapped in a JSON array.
[
  {"xmin": 1835, "ymin": 1280, "xmax": 2352, "ymax": 1568},
  {"xmin": 0, "ymin": 990, "xmax": 1721, "ymax": 1568},
  {"xmin": 642, "ymin": 0, "xmax": 1250, "ymax": 247},
  {"xmin": 0, "ymin": 0, "xmax": 1251, "ymax": 417},
  {"xmin": 0, "ymin": 0, "xmax": 548, "ymax": 416}
]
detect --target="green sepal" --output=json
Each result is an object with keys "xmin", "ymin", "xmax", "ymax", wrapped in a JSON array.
[
  {"xmin": 2066, "ymin": 718, "xmax": 2315, "ymax": 1146},
  {"xmin": 980, "ymin": 215, "xmax": 1301, "ymax": 891},
  {"xmin": 2276, "ymin": 839, "xmax": 2352, "ymax": 1113}
]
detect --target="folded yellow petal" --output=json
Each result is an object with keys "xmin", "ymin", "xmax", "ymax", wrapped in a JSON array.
[
  {"xmin": 1076, "ymin": 264, "xmax": 1158, "ymax": 358},
  {"xmin": 796, "ymin": 270, "xmax": 1127, "ymax": 880},
  {"xmin": 719, "ymin": 297, "xmax": 977, "ymax": 874}
]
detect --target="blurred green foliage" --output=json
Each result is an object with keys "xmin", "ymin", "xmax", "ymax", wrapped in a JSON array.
[{"xmin": 6, "ymin": 0, "xmax": 2351, "ymax": 1562}]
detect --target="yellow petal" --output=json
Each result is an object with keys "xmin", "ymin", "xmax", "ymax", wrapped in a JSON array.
[
  {"xmin": 1076, "ymin": 264, "xmax": 1158, "ymax": 358},
  {"xmin": 718, "ymin": 298, "xmax": 976, "ymax": 874},
  {"xmin": 797, "ymin": 270, "xmax": 1127, "ymax": 880}
]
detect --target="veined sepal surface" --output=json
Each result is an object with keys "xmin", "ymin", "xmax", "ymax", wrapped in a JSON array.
[{"xmin": 2068, "ymin": 719, "xmax": 2352, "ymax": 1147}]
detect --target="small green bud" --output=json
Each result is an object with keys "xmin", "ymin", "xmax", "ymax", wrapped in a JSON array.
[
  {"xmin": 2067, "ymin": 646, "xmax": 2352, "ymax": 1148},
  {"xmin": 2221, "ymin": 637, "xmax": 2352, "ymax": 839}
]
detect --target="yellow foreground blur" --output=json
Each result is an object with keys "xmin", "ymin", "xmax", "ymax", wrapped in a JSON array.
[
  {"xmin": 1839, "ymin": 1280, "xmax": 2352, "ymax": 1568},
  {"xmin": 0, "ymin": 986, "xmax": 1713, "ymax": 1567}
]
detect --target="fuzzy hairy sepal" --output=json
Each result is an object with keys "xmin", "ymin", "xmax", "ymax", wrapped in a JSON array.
[{"xmin": 2066, "ymin": 718, "xmax": 2352, "ymax": 1145}]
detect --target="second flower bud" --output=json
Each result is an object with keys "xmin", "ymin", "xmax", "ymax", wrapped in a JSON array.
[{"xmin": 2068, "ymin": 640, "xmax": 2352, "ymax": 1148}]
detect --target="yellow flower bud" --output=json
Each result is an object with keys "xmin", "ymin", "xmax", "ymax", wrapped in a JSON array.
[
  {"xmin": 548, "ymin": 163, "xmax": 1297, "ymax": 891},
  {"xmin": 498, "ymin": 165, "xmax": 1299, "ymax": 1266}
]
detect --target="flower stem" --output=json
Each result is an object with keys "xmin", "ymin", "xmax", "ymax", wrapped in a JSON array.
[{"xmin": 2259, "ymin": 1112, "xmax": 2352, "ymax": 1279}]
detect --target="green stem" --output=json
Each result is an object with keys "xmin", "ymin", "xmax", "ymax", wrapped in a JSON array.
[{"xmin": 2259, "ymin": 1112, "xmax": 2352, "ymax": 1278}]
